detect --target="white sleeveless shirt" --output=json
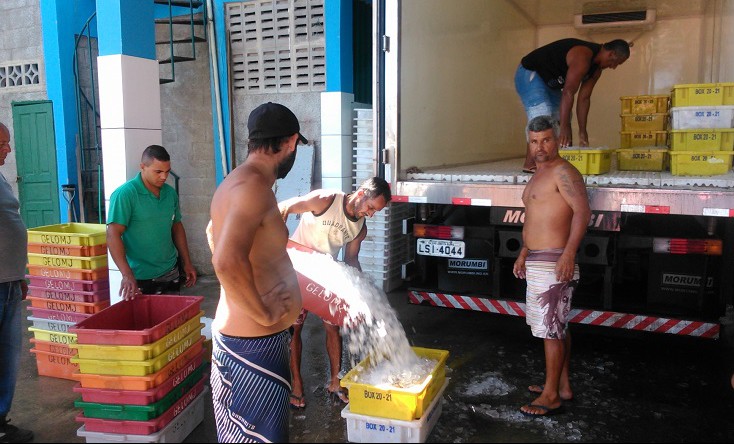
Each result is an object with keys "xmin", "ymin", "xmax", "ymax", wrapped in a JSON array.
[{"xmin": 291, "ymin": 192, "xmax": 364, "ymax": 257}]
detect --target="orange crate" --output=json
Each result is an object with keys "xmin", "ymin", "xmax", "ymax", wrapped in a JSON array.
[
  {"xmin": 75, "ymin": 339, "xmax": 205, "ymax": 390},
  {"xmin": 27, "ymin": 243, "xmax": 107, "ymax": 257},
  {"xmin": 30, "ymin": 348, "xmax": 80, "ymax": 381},
  {"xmin": 26, "ymin": 264, "xmax": 108, "ymax": 281},
  {"xmin": 30, "ymin": 338, "xmax": 78, "ymax": 356},
  {"xmin": 27, "ymin": 296, "xmax": 110, "ymax": 314}
]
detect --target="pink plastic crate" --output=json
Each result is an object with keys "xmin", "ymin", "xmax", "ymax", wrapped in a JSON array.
[
  {"xmin": 26, "ymin": 275, "xmax": 110, "ymax": 292},
  {"xmin": 75, "ymin": 378, "xmax": 205, "ymax": 435},
  {"xmin": 73, "ymin": 357, "xmax": 207, "ymax": 405},
  {"xmin": 28, "ymin": 285, "xmax": 110, "ymax": 303},
  {"xmin": 70, "ymin": 295, "xmax": 204, "ymax": 346},
  {"xmin": 27, "ymin": 306, "xmax": 93, "ymax": 323}
]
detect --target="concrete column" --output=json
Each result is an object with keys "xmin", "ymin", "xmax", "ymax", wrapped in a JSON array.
[
  {"xmin": 97, "ymin": 0, "xmax": 162, "ymax": 304},
  {"xmin": 321, "ymin": 0, "xmax": 354, "ymax": 192}
]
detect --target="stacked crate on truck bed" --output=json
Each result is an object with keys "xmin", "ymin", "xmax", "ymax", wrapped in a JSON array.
[
  {"xmin": 618, "ymin": 94, "xmax": 671, "ymax": 172},
  {"xmin": 668, "ymin": 83, "xmax": 734, "ymax": 176}
]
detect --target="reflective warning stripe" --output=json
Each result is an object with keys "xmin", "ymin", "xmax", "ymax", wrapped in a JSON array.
[
  {"xmin": 408, "ymin": 291, "xmax": 719, "ymax": 338},
  {"xmin": 392, "ymin": 195, "xmax": 427, "ymax": 203},
  {"xmin": 621, "ymin": 204, "xmax": 670, "ymax": 214},
  {"xmin": 451, "ymin": 197, "xmax": 492, "ymax": 206},
  {"xmin": 702, "ymin": 208, "xmax": 734, "ymax": 217}
]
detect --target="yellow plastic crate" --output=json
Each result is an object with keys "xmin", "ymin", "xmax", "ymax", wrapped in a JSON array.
[
  {"xmin": 28, "ymin": 327, "xmax": 78, "ymax": 345},
  {"xmin": 340, "ymin": 347, "xmax": 449, "ymax": 421},
  {"xmin": 27, "ymin": 223, "xmax": 107, "ymax": 247},
  {"xmin": 620, "ymin": 113, "xmax": 668, "ymax": 132},
  {"xmin": 70, "ymin": 316, "xmax": 204, "ymax": 361},
  {"xmin": 620, "ymin": 95, "xmax": 670, "ymax": 114},
  {"xmin": 669, "ymin": 129, "xmax": 734, "ymax": 151},
  {"xmin": 617, "ymin": 148, "xmax": 668, "ymax": 172},
  {"xmin": 671, "ymin": 83, "xmax": 734, "ymax": 107},
  {"xmin": 669, "ymin": 151, "xmax": 734, "ymax": 176},
  {"xmin": 71, "ymin": 329, "xmax": 203, "ymax": 376},
  {"xmin": 620, "ymin": 131, "xmax": 668, "ymax": 148},
  {"xmin": 560, "ymin": 148, "xmax": 612, "ymax": 175},
  {"xmin": 27, "ymin": 253, "xmax": 107, "ymax": 270}
]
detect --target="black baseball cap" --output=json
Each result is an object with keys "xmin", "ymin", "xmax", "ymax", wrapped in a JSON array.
[{"xmin": 247, "ymin": 102, "xmax": 308, "ymax": 144}]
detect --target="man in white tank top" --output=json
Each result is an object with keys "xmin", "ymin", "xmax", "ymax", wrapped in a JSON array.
[{"xmin": 278, "ymin": 177, "xmax": 391, "ymax": 407}]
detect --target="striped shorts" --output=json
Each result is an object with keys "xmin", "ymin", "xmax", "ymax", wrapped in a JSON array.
[
  {"xmin": 525, "ymin": 249, "xmax": 579, "ymax": 340},
  {"xmin": 210, "ymin": 329, "xmax": 292, "ymax": 443}
]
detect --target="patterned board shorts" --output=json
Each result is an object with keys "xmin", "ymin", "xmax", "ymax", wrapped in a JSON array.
[
  {"xmin": 525, "ymin": 249, "xmax": 579, "ymax": 340},
  {"xmin": 210, "ymin": 329, "xmax": 292, "ymax": 443}
]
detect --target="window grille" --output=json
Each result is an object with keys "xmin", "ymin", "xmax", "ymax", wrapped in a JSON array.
[
  {"xmin": 227, "ymin": 0, "xmax": 325, "ymax": 93},
  {"xmin": 0, "ymin": 61, "xmax": 43, "ymax": 91}
]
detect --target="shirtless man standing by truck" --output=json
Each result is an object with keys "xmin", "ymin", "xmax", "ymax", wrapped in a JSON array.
[
  {"xmin": 207, "ymin": 102, "xmax": 306, "ymax": 442},
  {"xmin": 513, "ymin": 115, "xmax": 591, "ymax": 417}
]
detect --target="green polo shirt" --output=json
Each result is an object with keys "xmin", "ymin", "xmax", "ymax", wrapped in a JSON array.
[{"xmin": 107, "ymin": 173, "xmax": 182, "ymax": 280}]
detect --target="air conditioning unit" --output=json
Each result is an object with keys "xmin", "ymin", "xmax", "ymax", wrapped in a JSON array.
[{"xmin": 574, "ymin": 9, "xmax": 656, "ymax": 32}]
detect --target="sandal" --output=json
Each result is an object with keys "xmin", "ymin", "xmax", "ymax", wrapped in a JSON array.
[
  {"xmin": 289, "ymin": 393, "xmax": 306, "ymax": 409},
  {"xmin": 328, "ymin": 388, "xmax": 349, "ymax": 404}
]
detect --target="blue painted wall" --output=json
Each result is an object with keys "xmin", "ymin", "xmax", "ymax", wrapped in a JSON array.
[
  {"xmin": 40, "ymin": 0, "xmax": 96, "ymax": 223},
  {"xmin": 211, "ymin": 0, "xmax": 233, "ymax": 184},
  {"xmin": 325, "ymin": 0, "xmax": 353, "ymax": 93},
  {"xmin": 97, "ymin": 0, "xmax": 155, "ymax": 59}
]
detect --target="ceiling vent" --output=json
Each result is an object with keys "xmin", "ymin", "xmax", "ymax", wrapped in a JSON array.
[{"xmin": 574, "ymin": 9, "xmax": 656, "ymax": 32}]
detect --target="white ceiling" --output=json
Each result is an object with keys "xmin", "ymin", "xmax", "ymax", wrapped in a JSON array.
[{"xmin": 509, "ymin": 0, "xmax": 708, "ymax": 26}]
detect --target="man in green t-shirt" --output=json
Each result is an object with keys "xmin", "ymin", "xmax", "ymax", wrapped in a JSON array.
[{"xmin": 107, "ymin": 145, "xmax": 197, "ymax": 300}]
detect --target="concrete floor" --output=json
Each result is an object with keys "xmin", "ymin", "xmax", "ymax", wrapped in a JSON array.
[{"xmin": 12, "ymin": 274, "xmax": 734, "ymax": 443}]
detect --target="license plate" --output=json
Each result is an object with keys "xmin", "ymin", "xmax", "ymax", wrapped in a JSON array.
[{"xmin": 416, "ymin": 239, "xmax": 465, "ymax": 258}]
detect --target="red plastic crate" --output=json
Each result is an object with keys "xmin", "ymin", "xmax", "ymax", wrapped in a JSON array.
[
  {"xmin": 26, "ymin": 306, "xmax": 93, "ymax": 323},
  {"xmin": 30, "ymin": 338, "xmax": 78, "ymax": 356},
  {"xmin": 30, "ymin": 348, "xmax": 80, "ymax": 381},
  {"xmin": 74, "ymin": 340, "xmax": 205, "ymax": 391},
  {"xmin": 26, "ymin": 275, "xmax": 110, "ymax": 292},
  {"xmin": 70, "ymin": 295, "xmax": 204, "ymax": 346},
  {"xmin": 75, "ymin": 378, "xmax": 205, "ymax": 434},
  {"xmin": 28, "ymin": 285, "xmax": 110, "ymax": 303},
  {"xmin": 27, "ymin": 296, "xmax": 110, "ymax": 314}
]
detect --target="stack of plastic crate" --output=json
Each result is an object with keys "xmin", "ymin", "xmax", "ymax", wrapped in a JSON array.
[
  {"xmin": 25, "ymin": 223, "xmax": 111, "ymax": 381},
  {"xmin": 70, "ymin": 294, "xmax": 208, "ymax": 442},
  {"xmin": 353, "ymin": 108, "xmax": 412, "ymax": 292},
  {"xmin": 668, "ymin": 83, "xmax": 734, "ymax": 176},
  {"xmin": 617, "ymin": 94, "xmax": 671, "ymax": 172},
  {"xmin": 340, "ymin": 347, "xmax": 449, "ymax": 443}
]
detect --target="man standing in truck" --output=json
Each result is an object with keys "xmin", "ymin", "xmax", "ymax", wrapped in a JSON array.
[
  {"xmin": 279, "ymin": 177, "xmax": 391, "ymax": 408},
  {"xmin": 513, "ymin": 115, "xmax": 591, "ymax": 417},
  {"xmin": 515, "ymin": 38, "xmax": 630, "ymax": 173}
]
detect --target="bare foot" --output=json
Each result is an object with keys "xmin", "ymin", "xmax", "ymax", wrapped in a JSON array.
[{"xmin": 528, "ymin": 384, "xmax": 573, "ymax": 401}]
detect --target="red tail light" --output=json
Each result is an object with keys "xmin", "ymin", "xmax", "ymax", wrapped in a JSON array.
[
  {"xmin": 653, "ymin": 238, "xmax": 722, "ymax": 255},
  {"xmin": 413, "ymin": 224, "xmax": 464, "ymax": 240}
]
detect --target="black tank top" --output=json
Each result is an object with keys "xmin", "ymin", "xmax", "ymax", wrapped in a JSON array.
[{"xmin": 521, "ymin": 38, "xmax": 601, "ymax": 90}]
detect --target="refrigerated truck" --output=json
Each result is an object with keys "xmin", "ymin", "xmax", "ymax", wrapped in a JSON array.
[{"xmin": 371, "ymin": 0, "xmax": 734, "ymax": 339}]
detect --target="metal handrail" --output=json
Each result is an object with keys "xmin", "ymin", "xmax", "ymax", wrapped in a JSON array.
[{"xmin": 73, "ymin": 12, "xmax": 104, "ymax": 223}]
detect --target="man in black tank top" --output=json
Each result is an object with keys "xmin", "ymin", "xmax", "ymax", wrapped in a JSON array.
[{"xmin": 515, "ymin": 39, "xmax": 630, "ymax": 172}]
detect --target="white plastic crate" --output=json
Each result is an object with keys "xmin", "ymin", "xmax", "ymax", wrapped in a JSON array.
[
  {"xmin": 76, "ymin": 387, "xmax": 208, "ymax": 443},
  {"xmin": 670, "ymin": 106, "xmax": 734, "ymax": 129},
  {"xmin": 341, "ymin": 380, "xmax": 446, "ymax": 443}
]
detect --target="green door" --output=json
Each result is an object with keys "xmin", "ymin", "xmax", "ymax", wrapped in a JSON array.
[{"xmin": 12, "ymin": 101, "xmax": 60, "ymax": 228}]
